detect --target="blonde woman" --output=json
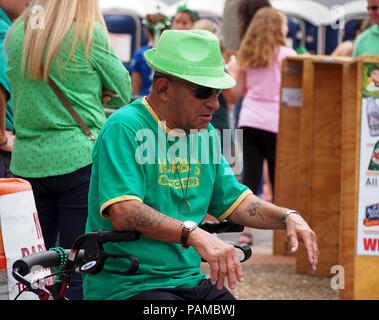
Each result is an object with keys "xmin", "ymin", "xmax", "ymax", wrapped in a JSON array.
[
  {"xmin": 227, "ymin": 8, "xmax": 296, "ymax": 245},
  {"xmin": 6, "ymin": 0, "xmax": 131, "ymax": 299}
]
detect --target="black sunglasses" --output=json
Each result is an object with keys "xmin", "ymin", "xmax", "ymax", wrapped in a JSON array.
[
  {"xmin": 367, "ymin": 5, "xmax": 379, "ymax": 11},
  {"xmin": 155, "ymin": 74, "xmax": 223, "ymax": 100}
]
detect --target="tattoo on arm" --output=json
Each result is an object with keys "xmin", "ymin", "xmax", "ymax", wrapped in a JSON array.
[
  {"xmin": 124, "ymin": 203, "xmax": 168, "ymax": 230},
  {"xmin": 247, "ymin": 202, "xmax": 264, "ymax": 220}
]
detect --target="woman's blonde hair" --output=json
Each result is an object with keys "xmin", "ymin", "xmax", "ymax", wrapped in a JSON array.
[
  {"xmin": 10, "ymin": 0, "xmax": 108, "ymax": 81},
  {"xmin": 237, "ymin": 7, "xmax": 287, "ymax": 68}
]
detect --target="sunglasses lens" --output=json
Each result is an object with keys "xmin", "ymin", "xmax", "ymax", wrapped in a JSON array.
[
  {"xmin": 368, "ymin": 5, "xmax": 378, "ymax": 10},
  {"xmin": 194, "ymin": 87, "xmax": 223, "ymax": 99},
  {"xmin": 195, "ymin": 87, "xmax": 213, "ymax": 99}
]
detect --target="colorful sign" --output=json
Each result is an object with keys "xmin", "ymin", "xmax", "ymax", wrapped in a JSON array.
[{"xmin": 357, "ymin": 63, "xmax": 379, "ymax": 256}]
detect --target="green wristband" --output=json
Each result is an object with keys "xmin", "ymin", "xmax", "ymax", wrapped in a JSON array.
[{"xmin": 282, "ymin": 210, "xmax": 300, "ymax": 224}]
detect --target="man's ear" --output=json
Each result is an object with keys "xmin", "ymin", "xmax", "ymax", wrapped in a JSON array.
[{"xmin": 155, "ymin": 77, "xmax": 170, "ymax": 102}]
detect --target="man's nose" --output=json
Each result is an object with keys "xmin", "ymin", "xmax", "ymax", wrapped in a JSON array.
[{"xmin": 205, "ymin": 93, "xmax": 220, "ymax": 111}]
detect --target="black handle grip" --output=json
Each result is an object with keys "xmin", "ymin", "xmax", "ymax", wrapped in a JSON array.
[
  {"xmin": 199, "ymin": 221, "xmax": 244, "ymax": 234},
  {"xmin": 233, "ymin": 243, "xmax": 252, "ymax": 262},
  {"xmin": 97, "ymin": 230, "xmax": 140, "ymax": 244},
  {"xmin": 12, "ymin": 249, "xmax": 86, "ymax": 277},
  {"xmin": 200, "ymin": 242, "xmax": 252, "ymax": 263},
  {"xmin": 12, "ymin": 251, "xmax": 61, "ymax": 277}
]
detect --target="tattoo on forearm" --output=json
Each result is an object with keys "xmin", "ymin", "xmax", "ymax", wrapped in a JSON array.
[
  {"xmin": 248, "ymin": 202, "xmax": 264, "ymax": 220},
  {"xmin": 125, "ymin": 203, "xmax": 168, "ymax": 230}
]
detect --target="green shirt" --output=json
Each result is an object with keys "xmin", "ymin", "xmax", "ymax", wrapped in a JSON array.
[
  {"xmin": 7, "ymin": 22, "xmax": 131, "ymax": 177},
  {"xmin": 84, "ymin": 97, "xmax": 251, "ymax": 300},
  {"xmin": 0, "ymin": 8, "xmax": 14, "ymax": 132},
  {"xmin": 353, "ymin": 24, "xmax": 379, "ymax": 57}
]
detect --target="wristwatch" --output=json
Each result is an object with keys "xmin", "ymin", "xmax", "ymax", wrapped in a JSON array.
[{"xmin": 180, "ymin": 220, "xmax": 197, "ymax": 249}]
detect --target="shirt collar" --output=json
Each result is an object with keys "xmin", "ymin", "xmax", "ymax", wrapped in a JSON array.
[{"xmin": 0, "ymin": 8, "xmax": 12, "ymax": 27}]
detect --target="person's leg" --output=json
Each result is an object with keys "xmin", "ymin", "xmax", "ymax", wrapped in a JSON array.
[
  {"xmin": 262, "ymin": 159, "xmax": 273, "ymax": 202},
  {"xmin": 127, "ymin": 289, "xmax": 185, "ymax": 300},
  {"xmin": 128, "ymin": 279, "xmax": 235, "ymax": 300},
  {"xmin": 57, "ymin": 164, "xmax": 92, "ymax": 300},
  {"xmin": 261, "ymin": 131, "xmax": 277, "ymax": 197},
  {"xmin": 22, "ymin": 177, "xmax": 59, "ymax": 250},
  {"xmin": 241, "ymin": 127, "xmax": 264, "ymax": 194},
  {"xmin": 239, "ymin": 127, "xmax": 264, "ymax": 244},
  {"xmin": 196, "ymin": 279, "xmax": 236, "ymax": 300}
]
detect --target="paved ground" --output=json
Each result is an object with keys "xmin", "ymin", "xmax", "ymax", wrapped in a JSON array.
[{"xmin": 201, "ymin": 229, "xmax": 340, "ymax": 300}]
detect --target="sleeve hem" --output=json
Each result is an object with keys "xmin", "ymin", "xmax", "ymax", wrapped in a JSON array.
[
  {"xmin": 217, "ymin": 189, "xmax": 253, "ymax": 221},
  {"xmin": 100, "ymin": 195, "xmax": 143, "ymax": 220}
]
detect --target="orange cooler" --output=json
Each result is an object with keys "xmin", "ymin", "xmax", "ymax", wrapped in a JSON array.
[{"xmin": 0, "ymin": 179, "xmax": 33, "ymax": 271}]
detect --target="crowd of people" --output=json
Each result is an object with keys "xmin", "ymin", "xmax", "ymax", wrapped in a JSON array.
[{"xmin": 0, "ymin": 0, "xmax": 377, "ymax": 300}]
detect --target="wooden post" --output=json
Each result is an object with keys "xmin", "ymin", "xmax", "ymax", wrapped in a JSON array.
[{"xmin": 274, "ymin": 57, "xmax": 303, "ymax": 256}]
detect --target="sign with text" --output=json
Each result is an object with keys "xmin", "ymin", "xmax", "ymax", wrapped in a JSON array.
[
  {"xmin": 281, "ymin": 88, "xmax": 303, "ymax": 107},
  {"xmin": 356, "ymin": 63, "xmax": 379, "ymax": 256},
  {"xmin": 0, "ymin": 190, "xmax": 51, "ymax": 300}
]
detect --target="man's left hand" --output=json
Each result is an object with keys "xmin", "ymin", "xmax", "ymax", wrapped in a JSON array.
[{"xmin": 285, "ymin": 213, "xmax": 319, "ymax": 273}]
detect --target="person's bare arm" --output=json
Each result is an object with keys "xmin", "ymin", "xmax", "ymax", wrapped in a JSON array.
[
  {"xmin": 109, "ymin": 200, "xmax": 244, "ymax": 290},
  {"xmin": 131, "ymin": 72, "xmax": 142, "ymax": 96},
  {"xmin": 227, "ymin": 193, "xmax": 319, "ymax": 273},
  {"xmin": 0, "ymin": 87, "xmax": 14, "ymax": 152},
  {"xmin": 223, "ymin": 60, "xmax": 246, "ymax": 105}
]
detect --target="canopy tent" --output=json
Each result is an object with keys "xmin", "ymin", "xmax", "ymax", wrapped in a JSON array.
[
  {"xmin": 165, "ymin": 0, "xmax": 226, "ymax": 18},
  {"xmin": 164, "ymin": 0, "xmax": 226, "ymax": 29},
  {"xmin": 271, "ymin": 0, "xmax": 331, "ymax": 54},
  {"xmin": 271, "ymin": 0, "xmax": 331, "ymax": 26},
  {"xmin": 99, "ymin": 0, "xmax": 169, "ymax": 17},
  {"xmin": 334, "ymin": 1, "xmax": 370, "ymax": 45}
]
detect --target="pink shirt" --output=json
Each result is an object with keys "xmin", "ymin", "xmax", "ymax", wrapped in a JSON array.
[{"xmin": 237, "ymin": 46, "xmax": 297, "ymax": 133}]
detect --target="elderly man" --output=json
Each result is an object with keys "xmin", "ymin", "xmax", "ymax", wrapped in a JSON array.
[
  {"xmin": 0, "ymin": 0, "xmax": 30, "ymax": 177},
  {"xmin": 84, "ymin": 30, "xmax": 319, "ymax": 300},
  {"xmin": 354, "ymin": 0, "xmax": 379, "ymax": 56}
]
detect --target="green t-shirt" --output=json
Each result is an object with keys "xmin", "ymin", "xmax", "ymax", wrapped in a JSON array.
[
  {"xmin": 84, "ymin": 97, "xmax": 251, "ymax": 300},
  {"xmin": 353, "ymin": 24, "xmax": 379, "ymax": 57},
  {"xmin": 0, "ymin": 8, "xmax": 14, "ymax": 132},
  {"xmin": 7, "ymin": 21, "xmax": 131, "ymax": 177}
]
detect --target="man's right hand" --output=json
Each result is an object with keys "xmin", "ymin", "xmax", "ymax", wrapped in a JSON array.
[
  {"xmin": 0, "ymin": 130, "xmax": 14, "ymax": 152},
  {"xmin": 188, "ymin": 227, "xmax": 244, "ymax": 290}
]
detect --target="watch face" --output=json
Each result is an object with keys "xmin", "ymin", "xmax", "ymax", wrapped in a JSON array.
[{"xmin": 183, "ymin": 220, "xmax": 197, "ymax": 229}]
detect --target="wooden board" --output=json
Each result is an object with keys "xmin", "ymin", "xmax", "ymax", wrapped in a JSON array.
[
  {"xmin": 296, "ymin": 60, "xmax": 342, "ymax": 276},
  {"xmin": 274, "ymin": 57, "xmax": 303, "ymax": 256}
]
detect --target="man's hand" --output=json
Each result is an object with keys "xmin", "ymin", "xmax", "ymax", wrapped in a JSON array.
[
  {"xmin": 188, "ymin": 228, "xmax": 244, "ymax": 290},
  {"xmin": 285, "ymin": 213, "xmax": 319, "ymax": 273},
  {"xmin": 0, "ymin": 130, "xmax": 14, "ymax": 152}
]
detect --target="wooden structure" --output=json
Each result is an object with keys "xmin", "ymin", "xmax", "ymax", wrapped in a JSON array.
[{"xmin": 273, "ymin": 55, "xmax": 379, "ymax": 299}]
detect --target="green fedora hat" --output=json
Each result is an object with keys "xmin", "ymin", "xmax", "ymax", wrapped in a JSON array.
[{"xmin": 144, "ymin": 30, "xmax": 236, "ymax": 89}]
